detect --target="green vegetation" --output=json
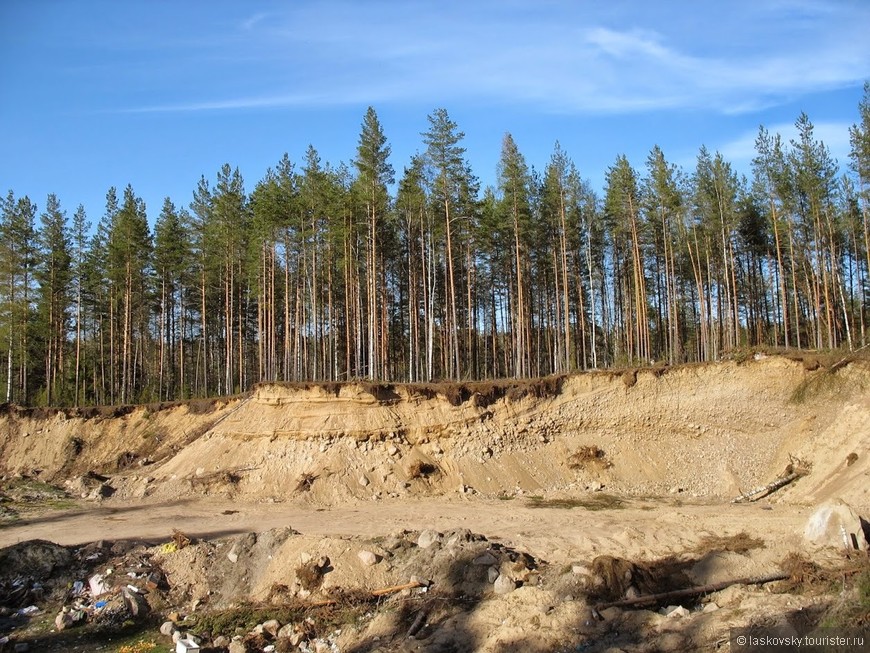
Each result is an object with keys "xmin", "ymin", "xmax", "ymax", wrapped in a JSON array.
[
  {"xmin": 0, "ymin": 479, "xmax": 79, "ymax": 524},
  {"xmin": 2, "ymin": 85, "xmax": 870, "ymax": 406}
]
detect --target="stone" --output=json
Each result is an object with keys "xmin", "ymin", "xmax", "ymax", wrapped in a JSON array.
[
  {"xmin": 262, "ymin": 619, "xmax": 281, "ymax": 637},
  {"xmin": 417, "ymin": 529, "xmax": 441, "ymax": 549},
  {"xmin": 661, "ymin": 605, "xmax": 690, "ymax": 618},
  {"xmin": 473, "ymin": 552, "xmax": 497, "ymax": 566},
  {"xmin": 212, "ymin": 636, "xmax": 229, "ymax": 648},
  {"xmin": 359, "ymin": 475, "xmax": 370, "ymax": 487},
  {"xmin": 487, "ymin": 567, "xmax": 500, "ymax": 583},
  {"xmin": 702, "ymin": 602, "xmax": 720, "ymax": 613},
  {"xmin": 410, "ymin": 575, "xmax": 431, "ymax": 587},
  {"xmin": 172, "ymin": 631, "xmax": 184, "ymax": 644},
  {"xmin": 13, "ymin": 644, "xmax": 29, "ymax": 653},
  {"xmin": 160, "ymin": 621, "xmax": 178, "ymax": 637},
  {"xmin": 804, "ymin": 499, "xmax": 869, "ymax": 551},
  {"xmin": 357, "ymin": 550, "xmax": 380, "ymax": 566},
  {"xmin": 122, "ymin": 587, "xmax": 149, "ymax": 617},
  {"xmin": 228, "ymin": 640, "xmax": 247, "ymax": 653},
  {"xmin": 572, "ymin": 564, "xmax": 590, "ymax": 575},
  {"xmin": 55, "ymin": 611, "xmax": 75, "ymax": 631},
  {"xmin": 493, "ymin": 575, "xmax": 517, "ymax": 595},
  {"xmin": 277, "ymin": 623, "xmax": 295, "ymax": 638},
  {"xmin": 227, "ymin": 546, "xmax": 239, "ymax": 564}
]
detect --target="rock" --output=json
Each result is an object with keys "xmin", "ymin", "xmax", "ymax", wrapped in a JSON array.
[
  {"xmin": 228, "ymin": 640, "xmax": 247, "ymax": 653},
  {"xmin": 661, "ymin": 605, "xmax": 690, "ymax": 618},
  {"xmin": 702, "ymin": 602, "xmax": 720, "ymax": 613},
  {"xmin": 473, "ymin": 552, "xmax": 497, "ymax": 566},
  {"xmin": 357, "ymin": 550, "xmax": 381, "ymax": 566},
  {"xmin": 410, "ymin": 575, "xmax": 431, "ymax": 587},
  {"xmin": 359, "ymin": 475, "xmax": 370, "ymax": 487},
  {"xmin": 277, "ymin": 623, "xmax": 294, "ymax": 638},
  {"xmin": 13, "ymin": 644, "xmax": 29, "ymax": 653},
  {"xmin": 55, "ymin": 611, "xmax": 75, "ymax": 631},
  {"xmin": 804, "ymin": 499, "xmax": 869, "ymax": 551},
  {"xmin": 572, "ymin": 564, "xmax": 590, "ymax": 575},
  {"xmin": 262, "ymin": 619, "xmax": 281, "ymax": 637},
  {"xmin": 212, "ymin": 636, "xmax": 229, "ymax": 648},
  {"xmin": 160, "ymin": 621, "xmax": 178, "ymax": 637},
  {"xmin": 227, "ymin": 546, "xmax": 239, "ymax": 564},
  {"xmin": 172, "ymin": 630, "xmax": 184, "ymax": 644},
  {"xmin": 122, "ymin": 587, "xmax": 149, "ymax": 617},
  {"xmin": 624, "ymin": 585, "xmax": 640, "ymax": 599},
  {"xmin": 387, "ymin": 444, "xmax": 399, "ymax": 456},
  {"xmin": 417, "ymin": 529, "xmax": 441, "ymax": 549},
  {"xmin": 493, "ymin": 575, "xmax": 517, "ymax": 595},
  {"xmin": 487, "ymin": 567, "xmax": 500, "ymax": 583}
]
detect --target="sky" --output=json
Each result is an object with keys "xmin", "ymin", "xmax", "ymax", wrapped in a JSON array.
[{"xmin": 1, "ymin": 0, "xmax": 868, "ymax": 228}]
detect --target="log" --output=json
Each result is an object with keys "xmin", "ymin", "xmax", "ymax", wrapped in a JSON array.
[
  {"xmin": 731, "ymin": 471, "xmax": 803, "ymax": 503},
  {"xmin": 595, "ymin": 571, "xmax": 788, "ymax": 610}
]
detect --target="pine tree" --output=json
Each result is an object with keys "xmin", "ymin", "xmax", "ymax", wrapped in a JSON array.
[
  {"xmin": 154, "ymin": 198, "xmax": 191, "ymax": 399},
  {"xmin": 71, "ymin": 204, "xmax": 90, "ymax": 406},
  {"xmin": 354, "ymin": 107, "xmax": 395, "ymax": 379},
  {"xmin": 36, "ymin": 194, "xmax": 72, "ymax": 404},
  {"xmin": 108, "ymin": 185, "xmax": 152, "ymax": 403},
  {"xmin": 1, "ymin": 193, "xmax": 38, "ymax": 403},
  {"xmin": 497, "ymin": 133, "xmax": 533, "ymax": 377},
  {"xmin": 422, "ymin": 109, "xmax": 470, "ymax": 379}
]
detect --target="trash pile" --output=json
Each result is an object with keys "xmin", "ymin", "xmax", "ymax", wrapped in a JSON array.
[
  {"xmin": 50, "ymin": 539, "xmax": 168, "ymax": 633},
  {"xmin": 0, "ymin": 537, "xmax": 171, "ymax": 653}
]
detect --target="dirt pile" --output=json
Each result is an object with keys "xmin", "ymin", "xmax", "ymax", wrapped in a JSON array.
[{"xmin": 2, "ymin": 357, "xmax": 868, "ymax": 508}]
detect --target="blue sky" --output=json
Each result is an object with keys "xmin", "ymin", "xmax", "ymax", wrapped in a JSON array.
[{"xmin": 1, "ymin": 0, "xmax": 868, "ymax": 227}]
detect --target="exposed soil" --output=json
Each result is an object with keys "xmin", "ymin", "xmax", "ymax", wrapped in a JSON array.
[{"xmin": 0, "ymin": 356, "xmax": 869, "ymax": 651}]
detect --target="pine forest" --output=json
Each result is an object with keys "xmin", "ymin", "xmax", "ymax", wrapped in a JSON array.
[{"xmin": 3, "ymin": 87, "xmax": 870, "ymax": 407}]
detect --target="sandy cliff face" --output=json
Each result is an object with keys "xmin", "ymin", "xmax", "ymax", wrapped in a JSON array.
[{"xmin": 1, "ymin": 357, "xmax": 867, "ymax": 507}]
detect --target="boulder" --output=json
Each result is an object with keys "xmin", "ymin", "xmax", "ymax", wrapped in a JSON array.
[
  {"xmin": 804, "ymin": 499, "xmax": 869, "ymax": 551},
  {"xmin": 417, "ymin": 530, "xmax": 441, "ymax": 549},
  {"xmin": 493, "ymin": 575, "xmax": 516, "ymax": 595},
  {"xmin": 357, "ymin": 550, "xmax": 380, "ymax": 566},
  {"xmin": 262, "ymin": 619, "xmax": 281, "ymax": 637}
]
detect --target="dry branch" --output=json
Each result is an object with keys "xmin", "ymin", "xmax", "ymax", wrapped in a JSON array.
[
  {"xmin": 371, "ymin": 580, "xmax": 426, "ymax": 596},
  {"xmin": 595, "ymin": 571, "xmax": 788, "ymax": 611}
]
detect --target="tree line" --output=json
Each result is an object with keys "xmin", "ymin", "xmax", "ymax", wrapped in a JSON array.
[{"xmin": 2, "ymin": 87, "xmax": 869, "ymax": 407}]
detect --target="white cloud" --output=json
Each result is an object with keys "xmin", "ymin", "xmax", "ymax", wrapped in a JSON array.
[{"xmin": 122, "ymin": 1, "xmax": 870, "ymax": 116}]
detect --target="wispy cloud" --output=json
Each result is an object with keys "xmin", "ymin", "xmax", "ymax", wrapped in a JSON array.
[{"xmin": 119, "ymin": 1, "xmax": 870, "ymax": 116}]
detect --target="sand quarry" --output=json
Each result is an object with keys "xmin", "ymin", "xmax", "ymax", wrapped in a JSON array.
[{"xmin": 0, "ymin": 355, "xmax": 868, "ymax": 652}]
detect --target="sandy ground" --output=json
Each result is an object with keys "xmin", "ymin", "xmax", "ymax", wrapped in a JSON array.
[
  {"xmin": 0, "ymin": 494, "xmax": 810, "ymax": 572},
  {"xmin": 1, "ymin": 356, "xmax": 869, "ymax": 651}
]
